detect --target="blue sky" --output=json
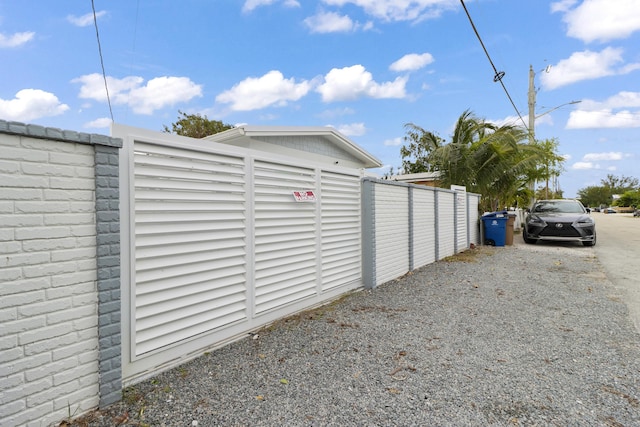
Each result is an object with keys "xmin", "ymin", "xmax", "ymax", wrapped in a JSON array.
[{"xmin": 1, "ymin": 0, "xmax": 639, "ymax": 198}]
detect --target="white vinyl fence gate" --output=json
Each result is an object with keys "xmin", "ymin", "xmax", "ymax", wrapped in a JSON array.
[{"xmin": 116, "ymin": 125, "xmax": 364, "ymax": 383}]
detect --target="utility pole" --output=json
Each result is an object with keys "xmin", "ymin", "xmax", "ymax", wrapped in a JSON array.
[
  {"xmin": 528, "ymin": 65, "xmax": 536, "ymax": 145},
  {"xmin": 527, "ymin": 65, "xmax": 536, "ymax": 202},
  {"xmin": 526, "ymin": 64, "xmax": 580, "ymax": 204}
]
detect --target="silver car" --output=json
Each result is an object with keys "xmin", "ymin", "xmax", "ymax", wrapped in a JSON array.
[{"xmin": 523, "ymin": 199, "xmax": 596, "ymax": 247}]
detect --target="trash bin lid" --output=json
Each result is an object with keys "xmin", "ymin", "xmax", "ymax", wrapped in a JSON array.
[{"xmin": 482, "ymin": 211, "xmax": 507, "ymax": 218}]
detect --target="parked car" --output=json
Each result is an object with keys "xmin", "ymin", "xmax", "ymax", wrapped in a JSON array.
[
  {"xmin": 523, "ymin": 199, "xmax": 596, "ymax": 247},
  {"xmin": 604, "ymin": 207, "xmax": 617, "ymax": 214}
]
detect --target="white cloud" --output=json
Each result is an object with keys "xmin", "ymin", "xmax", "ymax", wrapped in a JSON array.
[
  {"xmin": 67, "ymin": 11, "xmax": 107, "ymax": 27},
  {"xmin": 571, "ymin": 152, "xmax": 631, "ymax": 171},
  {"xmin": 535, "ymin": 114, "xmax": 555, "ymax": 127},
  {"xmin": 383, "ymin": 137, "xmax": 404, "ymax": 146},
  {"xmin": 321, "ymin": 0, "xmax": 458, "ymax": 23},
  {"xmin": 580, "ymin": 91, "xmax": 640, "ymax": 110},
  {"xmin": 84, "ymin": 117, "xmax": 112, "ymax": 129},
  {"xmin": 491, "ymin": 111, "xmax": 562, "ymax": 131},
  {"xmin": 215, "ymin": 70, "xmax": 312, "ymax": 111},
  {"xmin": 129, "ymin": 77, "xmax": 202, "ymax": 115},
  {"xmin": 540, "ymin": 47, "xmax": 640, "ymax": 90},
  {"xmin": 73, "ymin": 74, "xmax": 142, "ymax": 103},
  {"xmin": 488, "ymin": 115, "xmax": 530, "ymax": 128},
  {"xmin": 318, "ymin": 107, "xmax": 356, "ymax": 119},
  {"xmin": 0, "ymin": 89, "xmax": 69, "ymax": 121},
  {"xmin": 567, "ymin": 109, "xmax": 640, "ymax": 129},
  {"xmin": 553, "ymin": 0, "xmax": 640, "ymax": 43},
  {"xmin": 389, "ymin": 53, "xmax": 434, "ymax": 72},
  {"xmin": 361, "ymin": 21, "xmax": 375, "ymax": 31},
  {"xmin": 583, "ymin": 152, "xmax": 624, "ymax": 161},
  {"xmin": 304, "ymin": 11, "xmax": 374, "ymax": 33},
  {"xmin": 243, "ymin": 0, "xmax": 276, "ymax": 12},
  {"xmin": 567, "ymin": 91, "xmax": 640, "ymax": 128},
  {"xmin": 0, "ymin": 31, "xmax": 35, "ymax": 48},
  {"xmin": 550, "ymin": 0, "xmax": 578, "ymax": 13},
  {"xmin": 316, "ymin": 64, "xmax": 407, "ymax": 102},
  {"xmin": 242, "ymin": 0, "xmax": 299, "ymax": 13},
  {"xmin": 572, "ymin": 162, "xmax": 597, "ymax": 170},
  {"xmin": 73, "ymin": 73, "xmax": 202, "ymax": 115},
  {"xmin": 488, "ymin": 115, "xmax": 519, "ymax": 128},
  {"xmin": 335, "ymin": 122, "xmax": 366, "ymax": 136},
  {"xmin": 304, "ymin": 11, "xmax": 356, "ymax": 33}
]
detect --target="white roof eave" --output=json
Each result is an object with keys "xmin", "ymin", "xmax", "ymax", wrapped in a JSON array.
[{"xmin": 204, "ymin": 126, "xmax": 382, "ymax": 168}]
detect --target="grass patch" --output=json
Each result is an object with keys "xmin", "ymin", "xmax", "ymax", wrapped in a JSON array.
[{"xmin": 442, "ymin": 246, "xmax": 491, "ymax": 263}]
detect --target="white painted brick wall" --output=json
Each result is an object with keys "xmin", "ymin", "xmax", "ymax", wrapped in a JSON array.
[{"xmin": 0, "ymin": 134, "xmax": 100, "ymax": 427}]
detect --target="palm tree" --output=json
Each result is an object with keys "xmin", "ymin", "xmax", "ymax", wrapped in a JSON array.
[
  {"xmin": 531, "ymin": 138, "xmax": 564, "ymax": 199},
  {"xmin": 416, "ymin": 110, "xmax": 555, "ymax": 211}
]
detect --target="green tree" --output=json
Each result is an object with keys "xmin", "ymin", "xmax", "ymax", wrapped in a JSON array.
[
  {"xmin": 163, "ymin": 110, "xmax": 234, "ymax": 138},
  {"xmin": 532, "ymin": 138, "xmax": 564, "ymax": 199},
  {"xmin": 577, "ymin": 185, "xmax": 613, "ymax": 208},
  {"xmin": 535, "ymin": 185, "xmax": 563, "ymax": 200},
  {"xmin": 399, "ymin": 123, "xmax": 444, "ymax": 173},
  {"xmin": 600, "ymin": 174, "xmax": 639, "ymax": 194},
  {"xmin": 400, "ymin": 110, "xmax": 557, "ymax": 212},
  {"xmin": 615, "ymin": 190, "xmax": 640, "ymax": 208},
  {"xmin": 577, "ymin": 175, "xmax": 640, "ymax": 207}
]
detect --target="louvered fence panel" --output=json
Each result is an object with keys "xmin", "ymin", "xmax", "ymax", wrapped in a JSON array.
[
  {"xmin": 413, "ymin": 187, "xmax": 436, "ymax": 268},
  {"xmin": 133, "ymin": 142, "xmax": 247, "ymax": 356},
  {"xmin": 320, "ymin": 171, "xmax": 362, "ymax": 291},
  {"xmin": 437, "ymin": 191, "xmax": 456, "ymax": 259},
  {"xmin": 455, "ymin": 191, "xmax": 468, "ymax": 252},
  {"xmin": 374, "ymin": 183, "xmax": 409, "ymax": 286},
  {"xmin": 253, "ymin": 160, "xmax": 318, "ymax": 314},
  {"xmin": 468, "ymin": 194, "xmax": 480, "ymax": 245}
]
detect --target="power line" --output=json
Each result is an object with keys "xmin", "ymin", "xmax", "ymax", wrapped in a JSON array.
[
  {"xmin": 459, "ymin": 0, "xmax": 527, "ymax": 130},
  {"xmin": 124, "ymin": 0, "xmax": 141, "ymax": 122},
  {"xmin": 91, "ymin": 0, "xmax": 114, "ymax": 122}
]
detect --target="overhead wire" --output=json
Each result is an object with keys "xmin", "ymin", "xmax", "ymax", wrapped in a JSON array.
[
  {"xmin": 123, "ymin": 0, "xmax": 141, "ymax": 122},
  {"xmin": 91, "ymin": 0, "xmax": 114, "ymax": 122},
  {"xmin": 459, "ymin": 0, "xmax": 528, "ymax": 130}
]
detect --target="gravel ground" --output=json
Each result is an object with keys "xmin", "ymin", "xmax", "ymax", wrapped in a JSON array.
[{"xmin": 73, "ymin": 242, "xmax": 640, "ymax": 427}]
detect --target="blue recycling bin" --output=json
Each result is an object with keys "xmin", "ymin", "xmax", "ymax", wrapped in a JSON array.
[{"xmin": 481, "ymin": 211, "xmax": 508, "ymax": 246}]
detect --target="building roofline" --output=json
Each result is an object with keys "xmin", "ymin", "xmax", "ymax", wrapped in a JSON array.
[
  {"xmin": 390, "ymin": 171, "xmax": 441, "ymax": 182},
  {"xmin": 205, "ymin": 125, "xmax": 382, "ymax": 168}
]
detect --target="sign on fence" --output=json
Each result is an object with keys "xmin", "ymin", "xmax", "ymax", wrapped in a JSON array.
[{"xmin": 292, "ymin": 190, "xmax": 317, "ymax": 202}]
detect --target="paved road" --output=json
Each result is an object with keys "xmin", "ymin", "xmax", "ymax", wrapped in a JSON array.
[
  {"xmin": 515, "ymin": 211, "xmax": 640, "ymax": 333},
  {"xmin": 591, "ymin": 211, "xmax": 640, "ymax": 333}
]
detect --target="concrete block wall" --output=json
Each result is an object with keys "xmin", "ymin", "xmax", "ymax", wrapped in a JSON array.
[
  {"xmin": 94, "ymin": 144, "xmax": 122, "ymax": 408},
  {"xmin": 0, "ymin": 120, "xmax": 122, "ymax": 426}
]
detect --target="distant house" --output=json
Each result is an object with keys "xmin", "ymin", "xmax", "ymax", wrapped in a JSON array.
[
  {"xmin": 203, "ymin": 125, "xmax": 382, "ymax": 170},
  {"xmin": 389, "ymin": 171, "xmax": 441, "ymax": 187}
]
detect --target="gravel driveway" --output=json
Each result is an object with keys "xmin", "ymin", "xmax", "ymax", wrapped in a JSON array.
[{"xmin": 73, "ymin": 241, "xmax": 640, "ymax": 426}]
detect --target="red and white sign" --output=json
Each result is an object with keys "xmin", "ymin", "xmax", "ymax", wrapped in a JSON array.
[{"xmin": 292, "ymin": 190, "xmax": 317, "ymax": 202}]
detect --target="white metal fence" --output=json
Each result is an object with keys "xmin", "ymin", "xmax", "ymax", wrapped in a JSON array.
[
  {"xmin": 116, "ymin": 125, "xmax": 481, "ymax": 385},
  {"xmin": 116, "ymin": 126, "xmax": 365, "ymax": 383},
  {"xmin": 362, "ymin": 179, "xmax": 480, "ymax": 289},
  {"xmin": 3, "ymin": 121, "xmax": 483, "ymax": 425}
]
